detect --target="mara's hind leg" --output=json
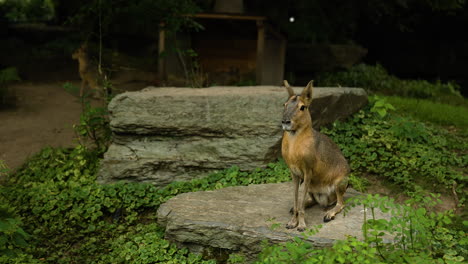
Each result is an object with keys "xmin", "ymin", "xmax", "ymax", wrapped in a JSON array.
[
  {"xmin": 290, "ymin": 191, "xmax": 317, "ymax": 214},
  {"xmin": 323, "ymin": 178, "xmax": 349, "ymax": 222},
  {"xmin": 79, "ymin": 79, "xmax": 86, "ymax": 98},
  {"xmin": 305, "ymin": 193, "xmax": 318, "ymax": 209},
  {"xmin": 89, "ymin": 78, "xmax": 102, "ymax": 99}
]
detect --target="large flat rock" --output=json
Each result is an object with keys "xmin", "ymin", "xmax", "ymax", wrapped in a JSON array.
[
  {"xmin": 98, "ymin": 86, "xmax": 367, "ymax": 186},
  {"xmin": 108, "ymin": 86, "xmax": 367, "ymax": 135},
  {"xmin": 157, "ymin": 182, "xmax": 390, "ymax": 262},
  {"xmin": 100, "ymin": 136, "xmax": 279, "ymax": 186}
]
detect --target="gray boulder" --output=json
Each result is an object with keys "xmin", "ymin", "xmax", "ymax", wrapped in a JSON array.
[
  {"xmin": 157, "ymin": 182, "xmax": 390, "ymax": 262},
  {"xmin": 98, "ymin": 86, "xmax": 367, "ymax": 186}
]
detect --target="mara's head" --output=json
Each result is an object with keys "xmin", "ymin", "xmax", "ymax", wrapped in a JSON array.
[
  {"xmin": 72, "ymin": 44, "xmax": 87, "ymax": 59},
  {"xmin": 281, "ymin": 80, "xmax": 314, "ymax": 132}
]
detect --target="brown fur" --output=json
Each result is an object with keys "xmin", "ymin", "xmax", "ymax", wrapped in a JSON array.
[
  {"xmin": 281, "ymin": 80, "xmax": 350, "ymax": 231},
  {"xmin": 71, "ymin": 43, "xmax": 101, "ymax": 98}
]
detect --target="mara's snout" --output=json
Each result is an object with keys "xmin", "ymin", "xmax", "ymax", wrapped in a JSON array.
[{"xmin": 282, "ymin": 120, "xmax": 292, "ymax": 131}]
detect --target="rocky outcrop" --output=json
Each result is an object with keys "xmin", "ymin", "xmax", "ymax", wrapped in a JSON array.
[
  {"xmin": 157, "ymin": 183, "xmax": 390, "ymax": 262},
  {"xmin": 98, "ymin": 86, "xmax": 367, "ymax": 186},
  {"xmin": 287, "ymin": 44, "xmax": 368, "ymax": 73}
]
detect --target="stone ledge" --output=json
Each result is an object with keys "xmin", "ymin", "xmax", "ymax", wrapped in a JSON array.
[
  {"xmin": 98, "ymin": 86, "xmax": 367, "ymax": 186},
  {"xmin": 157, "ymin": 182, "xmax": 390, "ymax": 262},
  {"xmin": 108, "ymin": 86, "xmax": 367, "ymax": 136}
]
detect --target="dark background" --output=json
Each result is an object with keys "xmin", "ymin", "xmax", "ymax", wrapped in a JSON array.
[{"xmin": 1, "ymin": 0, "xmax": 468, "ymax": 96}]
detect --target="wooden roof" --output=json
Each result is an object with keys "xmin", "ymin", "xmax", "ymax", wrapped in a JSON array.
[{"xmin": 190, "ymin": 13, "xmax": 266, "ymax": 21}]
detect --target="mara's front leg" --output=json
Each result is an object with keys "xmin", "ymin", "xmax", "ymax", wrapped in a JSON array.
[
  {"xmin": 79, "ymin": 78, "xmax": 86, "ymax": 98},
  {"xmin": 296, "ymin": 174, "xmax": 311, "ymax": 231},
  {"xmin": 286, "ymin": 175, "xmax": 300, "ymax": 229}
]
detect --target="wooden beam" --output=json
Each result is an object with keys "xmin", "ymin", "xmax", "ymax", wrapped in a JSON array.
[
  {"xmin": 158, "ymin": 23, "xmax": 166, "ymax": 81},
  {"xmin": 278, "ymin": 38, "xmax": 287, "ymax": 85},
  {"xmin": 191, "ymin": 13, "xmax": 266, "ymax": 21},
  {"xmin": 256, "ymin": 20, "xmax": 265, "ymax": 85},
  {"xmin": 265, "ymin": 22, "xmax": 286, "ymax": 41}
]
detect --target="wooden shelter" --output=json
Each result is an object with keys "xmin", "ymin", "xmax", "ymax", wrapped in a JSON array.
[{"xmin": 158, "ymin": 13, "xmax": 286, "ymax": 85}]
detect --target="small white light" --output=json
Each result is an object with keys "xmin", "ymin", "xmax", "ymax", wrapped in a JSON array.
[{"xmin": 289, "ymin": 17, "xmax": 295, "ymax": 23}]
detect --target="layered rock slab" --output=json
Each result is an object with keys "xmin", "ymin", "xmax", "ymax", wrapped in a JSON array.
[
  {"xmin": 157, "ymin": 182, "xmax": 389, "ymax": 262},
  {"xmin": 98, "ymin": 86, "xmax": 367, "ymax": 186}
]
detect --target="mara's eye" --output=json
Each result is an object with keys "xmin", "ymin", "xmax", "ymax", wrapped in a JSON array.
[{"xmin": 300, "ymin": 105, "xmax": 306, "ymax": 111}]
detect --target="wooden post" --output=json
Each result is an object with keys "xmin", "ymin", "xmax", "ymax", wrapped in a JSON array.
[
  {"xmin": 256, "ymin": 20, "xmax": 265, "ymax": 85},
  {"xmin": 158, "ymin": 22, "xmax": 166, "ymax": 81},
  {"xmin": 278, "ymin": 37, "xmax": 287, "ymax": 85}
]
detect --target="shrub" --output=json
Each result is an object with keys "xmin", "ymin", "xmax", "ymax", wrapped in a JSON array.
[
  {"xmin": 0, "ymin": 197, "xmax": 30, "ymax": 257},
  {"xmin": 1, "ymin": 145, "xmax": 290, "ymax": 263},
  {"xmin": 63, "ymin": 82, "xmax": 112, "ymax": 154},
  {"xmin": 0, "ymin": 0, "xmax": 55, "ymax": 23},
  {"xmin": 0, "ymin": 160, "xmax": 35, "ymax": 262},
  {"xmin": 96, "ymin": 223, "xmax": 215, "ymax": 264},
  {"xmin": 0, "ymin": 160, "xmax": 8, "ymax": 180},
  {"xmin": 0, "ymin": 67, "xmax": 20, "ymax": 108},
  {"xmin": 74, "ymin": 101, "xmax": 112, "ymax": 155},
  {"xmin": 321, "ymin": 97, "xmax": 467, "ymax": 205},
  {"xmin": 256, "ymin": 194, "xmax": 467, "ymax": 263},
  {"xmin": 317, "ymin": 64, "xmax": 462, "ymax": 101},
  {"xmin": 318, "ymin": 64, "xmax": 396, "ymax": 92}
]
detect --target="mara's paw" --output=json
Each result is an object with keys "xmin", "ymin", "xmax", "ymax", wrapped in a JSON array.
[
  {"xmin": 323, "ymin": 214, "xmax": 335, "ymax": 222},
  {"xmin": 286, "ymin": 219, "xmax": 298, "ymax": 229},
  {"xmin": 296, "ymin": 225, "xmax": 306, "ymax": 232}
]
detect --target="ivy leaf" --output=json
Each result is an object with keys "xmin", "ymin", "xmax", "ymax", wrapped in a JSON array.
[
  {"xmin": 342, "ymin": 244, "xmax": 352, "ymax": 252},
  {"xmin": 376, "ymin": 108, "xmax": 387, "ymax": 118}
]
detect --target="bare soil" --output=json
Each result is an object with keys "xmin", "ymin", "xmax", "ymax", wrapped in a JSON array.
[
  {"xmin": 364, "ymin": 174, "xmax": 459, "ymax": 212},
  {"xmin": 0, "ymin": 77, "xmax": 149, "ymax": 173},
  {"xmin": 0, "ymin": 82, "xmax": 82, "ymax": 171}
]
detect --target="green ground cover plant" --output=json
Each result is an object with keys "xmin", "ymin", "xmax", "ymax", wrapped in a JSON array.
[
  {"xmin": 321, "ymin": 97, "xmax": 467, "ymax": 204},
  {"xmin": 257, "ymin": 194, "xmax": 467, "ymax": 263},
  {"xmin": 0, "ymin": 144, "xmax": 290, "ymax": 263},
  {"xmin": 0, "ymin": 97, "xmax": 466, "ymax": 263}
]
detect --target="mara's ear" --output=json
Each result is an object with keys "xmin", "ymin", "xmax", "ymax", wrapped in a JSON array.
[
  {"xmin": 284, "ymin": 80, "xmax": 295, "ymax": 97},
  {"xmin": 300, "ymin": 80, "xmax": 314, "ymax": 105}
]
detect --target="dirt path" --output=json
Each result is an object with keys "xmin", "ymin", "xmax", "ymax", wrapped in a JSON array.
[{"xmin": 0, "ymin": 82, "xmax": 82, "ymax": 172}]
